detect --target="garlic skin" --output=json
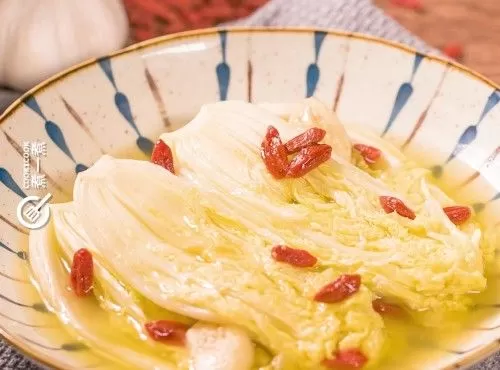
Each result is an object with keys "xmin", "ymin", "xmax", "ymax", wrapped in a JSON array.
[
  {"xmin": 0, "ymin": 0, "xmax": 129, "ymax": 90},
  {"xmin": 186, "ymin": 323, "xmax": 254, "ymax": 370}
]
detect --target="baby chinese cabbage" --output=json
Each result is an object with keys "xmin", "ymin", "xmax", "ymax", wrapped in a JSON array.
[
  {"xmin": 28, "ymin": 98, "xmax": 492, "ymax": 370},
  {"xmin": 29, "ymin": 220, "xmax": 186, "ymax": 370},
  {"xmin": 34, "ymin": 202, "xmax": 263, "ymax": 370},
  {"xmin": 70, "ymin": 156, "xmax": 385, "ymax": 369},
  {"xmin": 51, "ymin": 203, "xmax": 194, "ymax": 334},
  {"xmin": 160, "ymin": 99, "xmax": 487, "ymax": 312}
]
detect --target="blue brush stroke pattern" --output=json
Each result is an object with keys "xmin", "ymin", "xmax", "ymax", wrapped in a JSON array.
[
  {"xmin": 0, "ymin": 293, "xmax": 32, "ymax": 308},
  {"xmin": 115, "ymin": 93, "xmax": 139, "ymax": 135},
  {"xmin": 0, "ymin": 240, "xmax": 27, "ymax": 260},
  {"xmin": 306, "ymin": 64, "xmax": 320, "ymax": 98},
  {"xmin": 434, "ymin": 90, "xmax": 500, "ymax": 207},
  {"xmin": 217, "ymin": 63, "xmax": 230, "ymax": 101},
  {"xmin": 220, "ymin": 30, "xmax": 227, "ymax": 61},
  {"xmin": 0, "ymin": 168, "xmax": 26, "ymax": 198},
  {"xmin": 477, "ymin": 90, "xmax": 500, "ymax": 126},
  {"xmin": 382, "ymin": 83, "xmax": 413, "ymax": 136},
  {"xmin": 32, "ymin": 303, "xmax": 47, "ymax": 312},
  {"xmin": 45, "ymin": 121, "xmax": 75, "ymax": 161},
  {"xmin": 0, "ymin": 294, "xmax": 45, "ymax": 311},
  {"xmin": 306, "ymin": 31, "xmax": 327, "ymax": 98},
  {"xmin": 313, "ymin": 31, "xmax": 327, "ymax": 62},
  {"xmin": 447, "ymin": 126, "xmax": 477, "ymax": 162},
  {"xmin": 98, "ymin": 57, "xmax": 154, "ymax": 156},
  {"xmin": 217, "ymin": 30, "xmax": 230, "ymax": 101},
  {"xmin": 75, "ymin": 164, "xmax": 88, "ymax": 173},
  {"xmin": 0, "ymin": 168, "xmax": 36, "ymax": 238},
  {"xmin": 446, "ymin": 90, "xmax": 500, "ymax": 163},
  {"xmin": 0, "ymin": 240, "xmax": 16, "ymax": 255},
  {"xmin": 382, "ymin": 53, "xmax": 424, "ymax": 135},
  {"xmin": 431, "ymin": 165, "xmax": 443, "ymax": 178},
  {"xmin": 136, "ymin": 137, "xmax": 154, "ymax": 155},
  {"xmin": 472, "ymin": 202, "xmax": 485, "ymax": 213},
  {"xmin": 23, "ymin": 96, "xmax": 87, "ymax": 173},
  {"xmin": 411, "ymin": 53, "xmax": 424, "ymax": 79},
  {"xmin": 98, "ymin": 57, "xmax": 117, "ymax": 89},
  {"xmin": 24, "ymin": 96, "xmax": 46, "ymax": 120},
  {"xmin": 61, "ymin": 343, "xmax": 88, "ymax": 351}
]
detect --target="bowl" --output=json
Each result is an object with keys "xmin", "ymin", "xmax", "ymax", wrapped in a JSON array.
[{"xmin": 0, "ymin": 27, "xmax": 499, "ymax": 370}]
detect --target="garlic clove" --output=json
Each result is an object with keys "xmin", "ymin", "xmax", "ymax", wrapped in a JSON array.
[
  {"xmin": 0, "ymin": 0, "xmax": 129, "ymax": 90},
  {"xmin": 186, "ymin": 323, "xmax": 254, "ymax": 370}
]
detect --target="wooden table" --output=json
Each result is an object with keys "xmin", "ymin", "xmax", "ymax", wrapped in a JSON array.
[{"xmin": 375, "ymin": 0, "xmax": 500, "ymax": 84}]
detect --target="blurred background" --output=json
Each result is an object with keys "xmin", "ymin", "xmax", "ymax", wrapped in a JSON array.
[
  {"xmin": 126, "ymin": 0, "xmax": 500, "ymax": 81},
  {"xmin": 0, "ymin": 0, "xmax": 499, "ymax": 111},
  {"xmin": 376, "ymin": 0, "xmax": 500, "ymax": 82}
]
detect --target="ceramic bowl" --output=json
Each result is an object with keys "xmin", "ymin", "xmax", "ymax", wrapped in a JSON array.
[{"xmin": 0, "ymin": 27, "xmax": 499, "ymax": 370}]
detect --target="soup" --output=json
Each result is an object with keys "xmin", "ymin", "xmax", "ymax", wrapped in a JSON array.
[{"xmin": 28, "ymin": 98, "xmax": 499, "ymax": 369}]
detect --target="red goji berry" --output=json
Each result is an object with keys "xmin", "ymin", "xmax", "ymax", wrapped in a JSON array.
[
  {"xmin": 271, "ymin": 245, "xmax": 317, "ymax": 268},
  {"xmin": 442, "ymin": 43, "xmax": 464, "ymax": 61},
  {"xmin": 284, "ymin": 127, "xmax": 326, "ymax": 154},
  {"xmin": 144, "ymin": 320, "xmax": 189, "ymax": 346},
  {"xmin": 151, "ymin": 139, "xmax": 175, "ymax": 174},
  {"xmin": 261, "ymin": 126, "xmax": 289, "ymax": 179},
  {"xmin": 391, "ymin": 0, "xmax": 424, "ymax": 11},
  {"xmin": 70, "ymin": 249, "xmax": 94, "ymax": 297},
  {"xmin": 372, "ymin": 298, "xmax": 404, "ymax": 317},
  {"xmin": 314, "ymin": 274, "xmax": 361, "ymax": 303},
  {"xmin": 286, "ymin": 144, "xmax": 332, "ymax": 178},
  {"xmin": 353, "ymin": 144, "xmax": 382, "ymax": 164},
  {"xmin": 443, "ymin": 206, "xmax": 471, "ymax": 225},
  {"xmin": 379, "ymin": 196, "xmax": 416, "ymax": 220},
  {"xmin": 322, "ymin": 348, "xmax": 368, "ymax": 369}
]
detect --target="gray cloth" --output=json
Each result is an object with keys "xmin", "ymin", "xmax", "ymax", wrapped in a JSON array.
[
  {"xmin": 228, "ymin": 0, "xmax": 441, "ymax": 55},
  {"xmin": 1, "ymin": 0, "xmax": 498, "ymax": 369},
  {"xmin": 0, "ymin": 88, "xmax": 21, "ymax": 113}
]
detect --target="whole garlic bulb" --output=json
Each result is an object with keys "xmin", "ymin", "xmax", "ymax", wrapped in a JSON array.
[{"xmin": 0, "ymin": 0, "xmax": 129, "ymax": 90}]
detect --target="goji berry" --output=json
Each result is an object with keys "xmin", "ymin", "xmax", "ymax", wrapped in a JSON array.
[
  {"xmin": 261, "ymin": 126, "xmax": 288, "ymax": 179},
  {"xmin": 144, "ymin": 320, "xmax": 189, "ymax": 346},
  {"xmin": 442, "ymin": 43, "xmax": 464, "ymax": 61},
  {"xmin": 372, "ymin": 298, "xmax": 404, "ymax": 317},
  {"xmin": 443, "ymin": 206, "xmax": 471, "ymax": 225},
  {"xmin": 70, "ymin": 249, "xmax": 94, "ymax": 297},
  {"xmin": 284, "ymin": 127, "xmax": 326, "ymax": 154},
  {"xmin": 379, "ymin": 196, "xmax": 416, "ymax": 220},
  {"xmin": 314, "ymin": 274, "xmax": 361, "ymax": 303},
  {"xmin": 353, "ymin": 144, "xmax": 382, "ymax": 164},
  {"xmin": 261, "ymin": 126, "xmax": 289, "ymax": 179},
  {"xmin": 151, "ymin": 139, "xmax": 175, "ymax": 174},
  {"xmin": 271, "ymin": 245, "xmax": 317, "ymax": 268},
  {"xmin": 286, "ymin": 144, "xmax": 332, "ymax": 178},
  {"xmin": 322, "ymin": 348, "xmax": 368, "ymax": 369},
  {"xmin": 391, "ymin": 0, "xmax": 424, "ymax": 11}
]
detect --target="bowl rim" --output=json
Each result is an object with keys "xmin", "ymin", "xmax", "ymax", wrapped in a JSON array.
[{"xmin": 0, "ymin": 26, "xmax": 498, "ymax": 370}]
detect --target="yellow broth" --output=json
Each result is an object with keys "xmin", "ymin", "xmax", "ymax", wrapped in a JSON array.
[{"xmin": 25, "ymin": 139, "xmax": 500, "ymax": 370}]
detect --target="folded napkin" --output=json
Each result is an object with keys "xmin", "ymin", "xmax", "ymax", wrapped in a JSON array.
[{"xmin": 0, "ymin": 0, "xmax": 497, "ymax": 369}]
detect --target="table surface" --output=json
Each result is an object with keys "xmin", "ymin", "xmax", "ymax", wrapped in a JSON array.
[{"xmin": 375, "ymin": 0, "xmax": 500, "ymax": 84}]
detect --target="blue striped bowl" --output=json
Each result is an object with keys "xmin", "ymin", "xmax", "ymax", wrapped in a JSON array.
[{"xmin": 0, "ymin": 27, "xmax": 499, "ymax": 369}]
